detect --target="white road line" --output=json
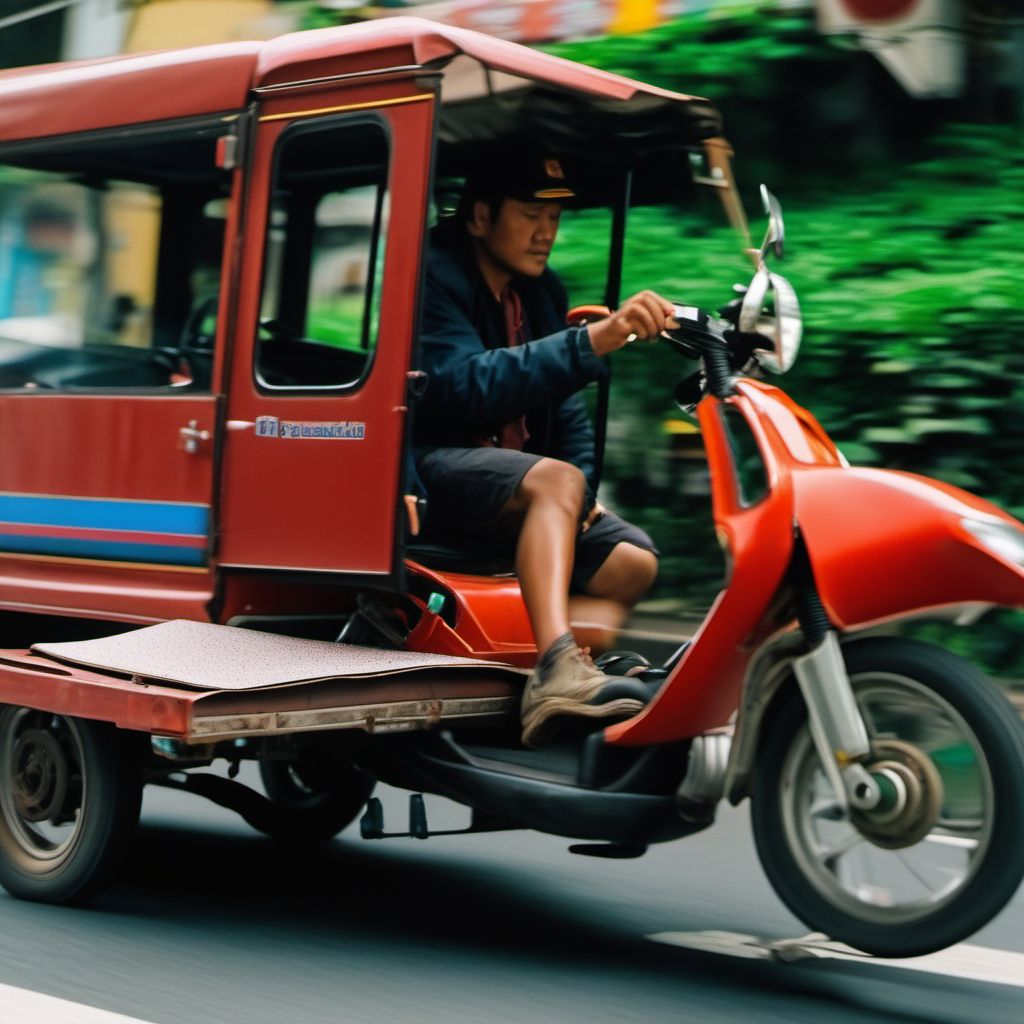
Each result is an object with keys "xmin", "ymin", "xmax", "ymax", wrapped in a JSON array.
[
  {"xmin": 648, "ymin": 930, "xmax": 1024, "ymax": 989},
  {"xmin": 0, "ymin": 983, "xmax": 158, "ymax": 1024}
]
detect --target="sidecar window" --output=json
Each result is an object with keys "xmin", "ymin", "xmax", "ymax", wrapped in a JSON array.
[
  {"xmin": 0, "ymin": 121, "xmax": 227, "ymax": 391},
  {"xmin": 256, "ymin": 119, "xmax": 389, "ymax": 391}
]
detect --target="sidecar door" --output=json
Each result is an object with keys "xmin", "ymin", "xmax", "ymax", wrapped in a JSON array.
[{"xmin": 218, "ymin": 77, "xmax": 434, "ymax": 581}]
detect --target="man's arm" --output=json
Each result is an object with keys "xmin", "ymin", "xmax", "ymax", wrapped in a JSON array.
[{"xmin": 543, "ymin": 393, "xmax": 596, "ymax": 483}]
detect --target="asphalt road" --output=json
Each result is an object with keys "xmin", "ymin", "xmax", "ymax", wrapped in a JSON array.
[{"xmin": 1, "ymin": 769, "xmax": 1022, "ymax": 1024}]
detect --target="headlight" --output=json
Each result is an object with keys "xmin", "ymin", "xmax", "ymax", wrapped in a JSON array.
[{"xmin": 962, "ymin": 518, "xmax": 1024, "ymax": 567}]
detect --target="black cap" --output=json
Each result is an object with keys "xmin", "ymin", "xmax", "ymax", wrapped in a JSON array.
[{"xmin": 465, "ymin": 152, "xmax": 576, "ymax": 205}]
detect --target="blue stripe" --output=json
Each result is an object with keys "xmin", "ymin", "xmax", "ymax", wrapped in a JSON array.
[
  {"xmin": 0, "ymin": 494, "xmax": 208, "ymax": 535},
  {"xmin": 0, "ymin": 534, "xmax": 206, "ymax": 566}
]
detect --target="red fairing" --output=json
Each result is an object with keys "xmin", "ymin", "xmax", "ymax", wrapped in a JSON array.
[
  {"xmin": 404, "ymin": 561, "xmax": 535, "ymax": 667},
  {"xmin": 732, "ymin": 379, "xmax": 1024, "ymax": 626},
  {"xmin": 795, "ymin": 468, "xmax": 1024, "ymax": 629},
  {"xmin": 607, "ymin": 390, "xmax": 796, "ymax": 746}
]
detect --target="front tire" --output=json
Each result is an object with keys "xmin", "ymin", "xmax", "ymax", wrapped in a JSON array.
[
  {"xmin": 0, "ymin": 706, "xmax": 142, "ymax": 904},
  {"xmin": 752, "ymin": 638, "xmax": 1024, "ymax": 957}
]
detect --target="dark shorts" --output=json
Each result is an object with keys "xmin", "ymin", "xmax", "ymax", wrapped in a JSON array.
[{"xmin": 417, "ymin": 447, "xmax": 658, "ymax": 591}]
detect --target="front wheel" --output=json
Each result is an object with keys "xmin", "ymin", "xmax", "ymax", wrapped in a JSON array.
[
  {"xmin": 0, "ymin": 706, "xmax": 142, "ymax": 904},
  {"xmin": 752, "ymin": 638, "xmax": 1024, "ymax": 957}
]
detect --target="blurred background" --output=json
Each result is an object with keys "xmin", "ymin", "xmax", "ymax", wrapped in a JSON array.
[{"xmin": 1, "ymin": 0, "xmax": 1023, "ymax": 674}]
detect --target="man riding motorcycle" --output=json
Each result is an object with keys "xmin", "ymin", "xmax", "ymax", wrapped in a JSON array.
[{"xmin": 413, "ymin": 148, "xmax": 676, "ymax": 746}]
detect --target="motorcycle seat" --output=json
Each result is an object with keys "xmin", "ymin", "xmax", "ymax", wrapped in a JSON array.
[{"xmin": 405, "ymin": 541, "xmax": 515, "ymax": 577}]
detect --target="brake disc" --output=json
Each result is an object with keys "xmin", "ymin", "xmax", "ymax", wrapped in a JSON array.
[{"xmin": 850, "ymin": 739, "xmax": 944, "ymax": 850}]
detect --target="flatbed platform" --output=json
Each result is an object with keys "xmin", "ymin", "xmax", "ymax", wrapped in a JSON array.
[{"xmin": 0, "ymin": 621, "xmax": 524, "ymax": 742}]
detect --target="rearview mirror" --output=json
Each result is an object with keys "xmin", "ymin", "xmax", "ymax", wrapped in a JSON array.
[
  {"xmin": 738, "ymin": 268, "xmax": 802, "ymax": 373},
  {"xmin": 759, "ymin": 184, "xmax": 785, "ymax": 261}
]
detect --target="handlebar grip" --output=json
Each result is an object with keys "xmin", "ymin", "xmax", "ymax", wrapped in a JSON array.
[{"xmin": 566, "ymin": 304, "xmax": 612, "ymax": 327}]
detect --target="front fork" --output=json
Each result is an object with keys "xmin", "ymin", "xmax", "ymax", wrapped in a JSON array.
[
  {"xmin": 786, "ymin": 535, "xmax": 893, "ymax": 814},
  {"xmin": 793, "ymin": 631, "xmax": 884, "ymax": 812}
]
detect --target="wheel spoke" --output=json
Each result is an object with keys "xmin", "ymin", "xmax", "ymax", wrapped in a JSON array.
[
  {"xmin": 815, "ymin": 828, "xmax": 867, "ymax": 871},
  {"xmin": 895, "ymin": 849, "xmax": 943, "ymax": 892},
  {"xmin": 809, "ymin": 796, "xmax": 844, "ymax": 822},
  {"xmin": 926, "ymin": 833, "xmax": 979, "ymax": 851}
]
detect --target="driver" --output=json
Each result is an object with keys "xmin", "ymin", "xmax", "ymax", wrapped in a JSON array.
[{"xmin": 413, "ymin": 150, "xmax": 677, "ymax": 747}]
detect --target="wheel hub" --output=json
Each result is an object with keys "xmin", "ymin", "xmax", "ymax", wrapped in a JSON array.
[
  {"xmin": 12, "ymin": 728, "xmax": 69, "ymax": 823},
  {"xmin": 851, "ymin": 739, "xmax": 944, "ymax": 850}
]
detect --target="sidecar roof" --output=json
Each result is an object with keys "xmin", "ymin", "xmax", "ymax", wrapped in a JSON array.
[{"xmin": 0, "ymin": 16, "xmax": 721, "ymax": 150}]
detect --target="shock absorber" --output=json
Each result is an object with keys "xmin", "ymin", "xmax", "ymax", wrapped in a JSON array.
[{"xmin": 702, "ymin": 341, "xmax": 735, "ymax": 399}]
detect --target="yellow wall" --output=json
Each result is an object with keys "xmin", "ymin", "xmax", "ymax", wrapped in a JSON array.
[{"xmin": 124, "ymin": 0, "xmax": 286, "ymax": 52}]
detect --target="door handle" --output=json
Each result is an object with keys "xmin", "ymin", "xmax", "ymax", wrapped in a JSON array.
[
  {"xmin": 406, "ymin": 370, "xmax": 429, "ymax": 403},
  {"xmin": 179, "ymin": 420, "xmax": 211, "ymax": 454}
]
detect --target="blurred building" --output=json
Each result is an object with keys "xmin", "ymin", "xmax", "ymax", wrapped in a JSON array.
[
  {"xmin": 0, "ymin": 0, "xmax": 297, "ymax": 68},
  {"xmin": 325, "ymin": 0, "xmax": 721, "ymax": 42},
  {"xmin": 0, "ymin": 1, "xmax": 1018, "ymax": 117},
  {"xmin": 817, "ymin": 0, "xmax": 964, "ymax": 98}
]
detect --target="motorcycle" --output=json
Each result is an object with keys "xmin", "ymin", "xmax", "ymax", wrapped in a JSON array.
[
  {"xmin": 350, "ymin": 190, "xmax": 1024, "ymax": 958},
  {"xmin": 2, "ymin": 186, "xmax": 1024, "ymax": 958}
]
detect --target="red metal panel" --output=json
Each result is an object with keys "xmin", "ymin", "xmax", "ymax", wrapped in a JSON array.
[
  {"xmin": 0, "ymin": 557, "xmax": 215, "ymax": 624},
  {"xmin": 0, "ymin": 652, "xmax": 195, "ymax": 736},
  {"xmin": 218, "ymin": 82, "xmax": 434, "ymax": 574},
  {"xmin": 0, "ymin": 393, "xmax": 218, "ymax": 620},
  {"xmin": 0, "ymin": 44, "xmax": 258, "ymax": 143},
  {"xmin": 255, "ymin": 17, "xmax": 700, "ymax": 103},
  {"xmin": 0, "ymin": 18, "xmax": 711, "ymax": 149},
  {"xmin": 0, "ymin": 394, "xmax": 216, "ymax": 500}
]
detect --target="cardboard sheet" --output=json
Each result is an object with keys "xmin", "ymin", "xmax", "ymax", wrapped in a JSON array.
[{"xmin": 33, "ymin": 619, "xmax": 524, "ymax": 691}]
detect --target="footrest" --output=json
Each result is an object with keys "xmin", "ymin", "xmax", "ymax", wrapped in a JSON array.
[{"xmin": 587, "ymin": 676, "xmax": 660, "ymax": 707}]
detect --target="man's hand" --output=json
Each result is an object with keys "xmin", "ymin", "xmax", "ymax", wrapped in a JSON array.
[
  {"xmin": 586, "ymin": 291, "xmax": 676, "ymax": 357},
  {"xmin": 581, "ymin": 501, "xmax": 606, "ymax": 534}
]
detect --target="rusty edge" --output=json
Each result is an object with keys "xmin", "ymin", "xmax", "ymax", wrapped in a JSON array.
[
  {"xmin": 0, "ymin": 652, "xmax": 518, "ymax": 742},
  {"xmin": 188, "ymin": 696, "xmax": 516, "ymax": 741}
]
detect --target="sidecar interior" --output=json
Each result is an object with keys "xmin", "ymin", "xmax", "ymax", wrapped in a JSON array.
[{"xmin": 401, "ymin": 56, "xmax": 725, "ymax": 579}]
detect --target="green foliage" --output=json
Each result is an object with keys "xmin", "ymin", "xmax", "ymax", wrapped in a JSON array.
[
  {"xmin": 555, "ymin": 114, "xmax": 1024, "ymax": 673},
  {"xmin": 545, "ymin": 5, "xmax": 833, "ymax": 99},
  {"xmin": 542, "ymin": 9, "xmax": 1024, "ymax": 676},
  {"xmin": 546, "ymin": 5, "xmax": 933, "ymax": 190}
]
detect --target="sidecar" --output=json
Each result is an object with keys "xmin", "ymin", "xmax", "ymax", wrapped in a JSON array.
[{"xmin": 0, "ymin": 18, "xmax": 735, "ymax": 901}]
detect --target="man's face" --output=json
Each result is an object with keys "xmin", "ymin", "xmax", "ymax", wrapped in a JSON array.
[{"xmin": 469, "ymin": 198, "xmax": 562, "ymax": 279}]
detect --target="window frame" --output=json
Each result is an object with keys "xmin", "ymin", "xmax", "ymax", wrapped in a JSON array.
[{"xmin": 253, "ymin": 113, "xmax": 393, "ymax": 396}]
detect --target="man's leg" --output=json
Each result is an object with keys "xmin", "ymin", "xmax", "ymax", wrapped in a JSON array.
[
  {"xmin": 569, "ymin": 515, "xmax": 659, "ymax": 651},
  {"xmin": 585, "ymin": 541, "xmax": 659, "ymax": 606},
  {"xmin": 495, "ymin": 459, "xmax": 646, "ymax": 746},
  {"xmin": 495, "ymin": 457, "xmax": 585, "ymax": 654}
]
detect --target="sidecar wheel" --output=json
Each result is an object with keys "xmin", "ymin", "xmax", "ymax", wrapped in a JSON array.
[
  {"xmin": 258, "ymin": 749, "xmax": 374, "ymax": 841},
  {"xmin": 751, "ymin": 638, "xmax": 1024, "ymax": 958},
  {"xmin": 0, "ymin": 706, "xmax": 142, "ymax": 904}
]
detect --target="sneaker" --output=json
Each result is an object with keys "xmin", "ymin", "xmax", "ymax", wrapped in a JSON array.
[{"xmin": 520, "ymin": 633, "xmax": 645, "ymax": 748}]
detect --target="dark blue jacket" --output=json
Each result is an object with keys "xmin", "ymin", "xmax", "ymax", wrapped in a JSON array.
[{"xmin": 413, "ymin": 228, "xmax": 607, "ymax": 483}]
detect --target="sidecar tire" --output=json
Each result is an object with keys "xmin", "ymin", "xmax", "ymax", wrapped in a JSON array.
[
  {"xmin": 0, "ymin": 707, "xmax": 142, "ymax": 904},
  {"xmin": 258, "ymin": 754, "xmax": 375, "ymax": 841},
  {"xmin": 751, "ymin": 638, "xmax": 1024, "ymax": 958}
]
